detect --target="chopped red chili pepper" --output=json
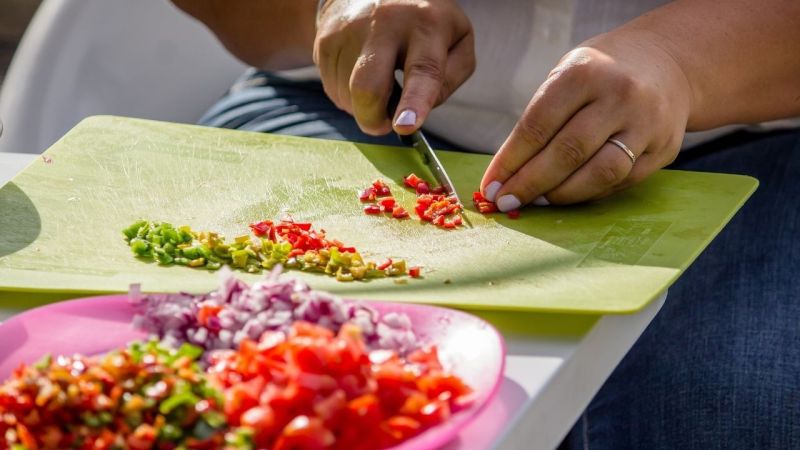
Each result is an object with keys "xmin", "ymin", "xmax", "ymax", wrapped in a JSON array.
[
  {"xmin": 359, "ymin": 187, "xmax": 377, "ymax": 202},
  {"xmin": 403, "ymin": 174, "xmax": 424, "ymax": 189},
  {"xmin": 372, "ymin": 179, "xmax": 392, "ymax": 197},
  {"xmin": 379, "ymin": 197, "xmax": 396, "ymax": 211},
  {"xmin": 377, "ymin": 259, "xmax": 393, "ymax": 270},
  {"xmin": 250, "ymin": 219, "xmax": 358, "ymax": 255},
  {"xmin": 472, "ymin": 191, "xmax": 500, "ymax": 215},
  {"xmin": 391, "ymin": 206, "xmax": 409, "ymax": 219},
  {"xmin": 409, "ymin": 266, "xmax": 421, "ymax": 278},
  {"xmin": 361, "ymin": 175, "xmax": 464, "ymax": 229},
  {"xmin": 364, "ymin": 204, "xmax": 382, "ymax": 215},
  {"xmin": 507, "ymin": 209, "xmax": 521, "ymax": 219}
]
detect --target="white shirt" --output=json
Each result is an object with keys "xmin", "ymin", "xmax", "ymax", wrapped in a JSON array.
[
  {"xmin": 288, "ymin": 0, "xmax": 798, "ymax": 152},
  {"xmin": 421, "ymin": 0, "xmax": 800, "ymax": 153}
]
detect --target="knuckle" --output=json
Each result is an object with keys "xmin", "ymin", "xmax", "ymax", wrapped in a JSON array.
[
  {"xmin": 314, "ymin": 33, "xmax": 337, "ymax": 58},
  {"xmin": 515, "ymin": 118, "xmax": 550, "ymax": 150},
  {"xmin": 662, "ymin": 139, "xmax": 681, "ymax": 166},
  {"xmin": 491, "ymin": 152, "xmax": 522, "ymax": 180},
  {"xmin": 407, "ymin": 56, "xmax": 445, "ymax": 84},
  {"xmin": 415, "ymin": 4, "xmax": 439, "ymax": 26},
  {"xmin": 616, "ymin": 74, "xmax": 649, "ymax": 102},
  {"xmin": 590, "ymin": 161, "xmax": 627, "ymax": 186},
  {"xmin": 552, "ymin": 137, "xmax": 587, "ymax": 170},
  {"xmin": 517, "ymin": 181, "xmax": 540, "ymax": 201}
]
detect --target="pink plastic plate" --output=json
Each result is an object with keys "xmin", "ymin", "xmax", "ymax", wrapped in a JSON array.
[{"xmin": 0, "ymin": 295, "xmax": 505, "ymax": 450}]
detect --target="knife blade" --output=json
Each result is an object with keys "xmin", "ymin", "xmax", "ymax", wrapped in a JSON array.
[{"xmin": 387, "ymin": 82, "xmax": 464, "ymax": 206}]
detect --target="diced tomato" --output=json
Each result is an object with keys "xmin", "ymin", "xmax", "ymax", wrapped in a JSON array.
[
  {"xmin": 417, "ymin": 399, "xmax": 451, "ymax": 428},
  {"xmin": 415, "ymin": 181, "xmax": 430, "ymax": 195},
  {"xmin": 383, "ymin": 415, "xmax": 422, "ymax": 443},
  {"xmin": 197, "ymin": 304, "xmax": 223, "ymax": 327},
  {"xmin": 391, "ymin": 206, "xmax": 409, "ymax": 219},
  {"xmin": 208, "ymin": 319, "xmax": 472, "ymax": 450},
  {"xmin": 377, "ymin": 259, "xmax": 393, "ymax": 270},
  {"xmin": 273, "ymin": 416, "xmax": 335, "ymax": 450},
  {"xmin": 432, "ymin": 216, "xmax": 445, "ymax": 226},
  {"xmin": 409, "ymin": 266, "xmax": 422, "ymax": 278},
  {"xmin": 419, "ymin": 373, "xmax": 471, "ymax": 399},
  {"xmin": 223, "ymin": 377, "xmax": 263, "ymax": 424},
  {"xmin": 507, "ymin": 209, "xmax": 521, "ymax": 219},
  {"xmin": 241, "ymin": 406, "xmax": 278, "ymax": 446},
  {"xmin": 16, "ymin": 424, "xmax": 37, "ymax": 450},
  {"xmin": 345, "ymin": 395, "xmax": 383, "ymax": 430},
  {"xmin": 407, "ymin": 346, "xmax": 443, "ymax": 370},
  {"xmin": 363, "ymin": 204, "xmax": 382, "ymax": 215}
]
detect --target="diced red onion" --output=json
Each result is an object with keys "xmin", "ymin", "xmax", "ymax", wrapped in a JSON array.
[{"xmin": 130, "ymin": 266, "xmax": 418, "ymax": 357}]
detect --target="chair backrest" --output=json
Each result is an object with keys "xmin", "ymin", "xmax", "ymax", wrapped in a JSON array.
[{"xmin": 0, "ymin": 0, "xmax": 246, "ymax": 154}]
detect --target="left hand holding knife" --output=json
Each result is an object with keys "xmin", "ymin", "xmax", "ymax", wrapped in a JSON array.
[{"xmin": 313, "ymin": 0, "xmax": 475, "ymax": 136}]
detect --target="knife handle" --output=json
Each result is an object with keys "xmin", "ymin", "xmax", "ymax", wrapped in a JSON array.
[{"xmin": 387, "ymin": 81, "xmax": 414, "ymax": 146}]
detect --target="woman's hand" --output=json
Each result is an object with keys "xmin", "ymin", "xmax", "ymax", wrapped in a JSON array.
[
  {"xmin": 480, "ymin": 30, "xmax": 694, "ymax": 210},
  {"xmin": 314, "ymin": 0, "xmax": 475, "ymax": 135}
]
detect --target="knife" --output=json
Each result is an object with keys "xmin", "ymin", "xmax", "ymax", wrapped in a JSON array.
[{"xmin": 387, "ymin": 82, "xmax": 464, "ymax": 207}]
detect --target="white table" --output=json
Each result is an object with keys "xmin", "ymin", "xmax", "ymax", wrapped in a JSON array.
[{"xmin": 0, "ymin": 152, "xmax": 665, "ymax": 450}]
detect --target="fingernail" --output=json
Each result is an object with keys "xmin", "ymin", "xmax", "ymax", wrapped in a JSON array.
[
  {"xmin": 484, "ymin": 181, "xmax": 502, "ymax": 202},
  {"xmin": 496, "ymin": 194, "xmax": 521, "ymax": 212},
  {"xmin": 395, "ymin": 109, "xmax": 416, "ymax": 127},
  {"xmin": 532, "ymin": 195, "xmax": 550, "ymax": 206}
]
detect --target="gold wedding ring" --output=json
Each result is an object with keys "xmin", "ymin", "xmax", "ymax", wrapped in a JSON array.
[{"xmin": 608, "ymin": 138, "xmax": 636, "ymax": 164}]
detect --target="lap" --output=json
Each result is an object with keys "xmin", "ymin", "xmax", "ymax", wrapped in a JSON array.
[
  {"xmin": 199, "ymin": 69, "xmax": 459, "ymax": 150},
  {"xmin": 566, "ymin": 129, "xmax": 800, "ymax": 449}
]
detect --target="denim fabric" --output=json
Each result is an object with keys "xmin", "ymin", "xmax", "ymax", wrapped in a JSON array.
[
  {"xmin": 201, "ymin": 70, "xmax": 800, "ymax": 449},
  {"xmin": 563, "ymin": 130, "xmax": 800, "ymax": 450},
  {"xmin": 199, "ymin": 69, "xmax": 459, "ymax": 150}
]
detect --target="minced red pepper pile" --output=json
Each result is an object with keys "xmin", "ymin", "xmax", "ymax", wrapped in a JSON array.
[{"xmin": 360, "ymin": 173, "xmax": 520, "ymax": 228}]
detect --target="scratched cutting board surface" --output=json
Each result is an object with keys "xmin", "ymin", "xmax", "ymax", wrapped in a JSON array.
[{"xmin": 0, "ymin": 116, "xmax": 756, "ymax": 313}]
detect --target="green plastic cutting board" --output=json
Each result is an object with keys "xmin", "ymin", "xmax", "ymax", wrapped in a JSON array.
[{"xmin": 0, "ymin": 116, "xmax": 756, "ymax": 313}]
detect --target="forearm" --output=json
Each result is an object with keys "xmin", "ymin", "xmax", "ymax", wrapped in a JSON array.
[
  {"xmin": 614, "ymin": 0, "xmax": 800, "ymax": 130},
  {"xmin": 171, "ymin": 0, "xmax": 317, "ymax": 71}
]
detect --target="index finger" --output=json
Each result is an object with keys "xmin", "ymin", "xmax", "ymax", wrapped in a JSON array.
[
  {"xmin": 392, "ymin": 34, "xmax": 450, "ymax": 133},
  {"xmin": 480, "ymin": 70, "xmax": 590, "ymax": 201}
]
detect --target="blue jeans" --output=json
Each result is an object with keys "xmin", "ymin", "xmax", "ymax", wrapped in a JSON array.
[{"xmin": 201, "ymin": 70, "xmax": 800, "ymax": 449}]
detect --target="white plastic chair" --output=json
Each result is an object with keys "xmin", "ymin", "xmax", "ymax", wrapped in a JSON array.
[{"xmin": 0, "ymin": 0, "xmax": 247, "ymax": 154}]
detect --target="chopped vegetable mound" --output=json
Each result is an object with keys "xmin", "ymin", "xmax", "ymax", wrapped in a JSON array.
[
  {"xmin": 122, "ymin": 219, "xmax": 411, "ymax": 281},
  {"xmin": 0, "ymin": 340, "xmax": 229, "ymax": 450},
  {"xmin": 208, "ymin": 321, "xmax": 473, "ymax": 450},
  {"xmin": 360, "ymin": 175, "xmax": 464, "ymax": 231}
]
